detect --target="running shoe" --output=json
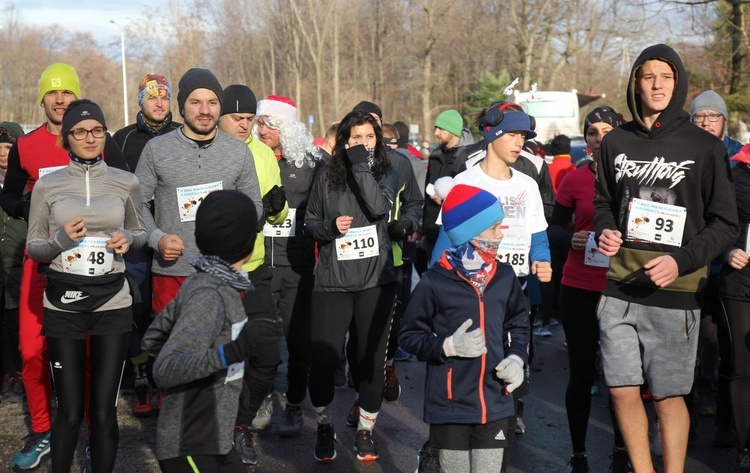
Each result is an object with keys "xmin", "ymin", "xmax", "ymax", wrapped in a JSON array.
[
  {"xmin": 567, "ymin": 454, "xmax": 589, "ymax": 473},
  {"xmin": 346, "ymin": 399, "xmax": 360, "ymax": 427},
  {"xmin": 278, "ymin": 404, "xmax": 303, "ymax": 438},
  {"xmin": 354, "ymin": 429, "xmax": 379, "ymax": 461},
  {"xmin": 251, "ymin": 394, "xmax": 273, "ymax": 430},
  {"xmin": 533, "ymin": 325, "xmax": 552, "ymax": 337},
  {"xmin": 11, "ymin": 430, "xmax": 51, "ymax": 470},
  {"xmin": 737, "ymin": 448, "xmax": 750, "ymax": 471},
  {"xmin": 383, "ymin": 365, "xmax": 401, "ymax": 402},
  {"xmin": 314, "ymin": 424, "xmax": 337, "ymax": 462},
  {"xmin": 416, "ymin": 442, "xmax": 440, "ymax": 473},
  {"xmin": 393, "ymin": 347, "xmax": 412, "ymax": 361},
  {"xmin": 133, "ymin": 384, "xmax": 154, "ymax": 418},
  {"xmin": 233, "ymin": 426, "xmax": 258, "ymax": 465}
]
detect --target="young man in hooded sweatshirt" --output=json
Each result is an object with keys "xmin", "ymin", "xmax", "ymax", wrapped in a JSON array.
[{"xmin": 594, "ymin": 44, "xmax": 739, "ymax": 473}]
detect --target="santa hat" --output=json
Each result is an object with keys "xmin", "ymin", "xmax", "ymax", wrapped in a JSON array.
[{"xmin": 256, "ymin": 95, "xmax": 298, "ymax": 121}]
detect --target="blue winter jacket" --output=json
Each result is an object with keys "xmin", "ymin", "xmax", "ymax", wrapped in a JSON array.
[{"xmin": 399, "ymin": 253, "xmax": 529, "ymax": 425}]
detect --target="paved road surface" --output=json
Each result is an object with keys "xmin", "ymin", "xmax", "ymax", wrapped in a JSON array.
[{"xmin": 0, "ymin": 318, "xmax": 736, "ymax": 472}]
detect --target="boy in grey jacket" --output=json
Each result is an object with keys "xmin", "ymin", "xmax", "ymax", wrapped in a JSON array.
[{"xmin": 142, "ymin": 190, "xmax": 282, "ymax": 472}]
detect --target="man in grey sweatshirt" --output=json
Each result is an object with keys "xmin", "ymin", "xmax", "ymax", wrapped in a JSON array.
[{"xmin": 134, "ymin": 68, "xmax": 263, "ymax": 316}]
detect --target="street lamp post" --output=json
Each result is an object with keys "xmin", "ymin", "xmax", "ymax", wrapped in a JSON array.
[{"xmin": 110, "ymin": 20, "xmax": 128, "ymax": 127}]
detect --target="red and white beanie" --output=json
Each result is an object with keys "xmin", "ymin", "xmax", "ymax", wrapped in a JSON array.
[{"xmin": 256, "ymin": 95, "xmax": 298, "ymax": 121}]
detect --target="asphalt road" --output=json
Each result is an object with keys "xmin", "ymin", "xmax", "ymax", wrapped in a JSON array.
[{"xmin": 0, "ymin": 315, "xmax": 738, "ymax": 472}]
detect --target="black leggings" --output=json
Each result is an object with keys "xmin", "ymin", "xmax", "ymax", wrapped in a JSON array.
[
  {"xmin": 560, "ymin": 285, "xmax": 603, "ymax": 453},
  {"xmin": 720, "ymin": 298, "xmax": 750, "ymax": 448},
  {"xmin": 309, "ymin": 284, "xmax": 395, "ymax": 414},
  {"xmin": 47, "ymin": 332, "xmax": 129, "ymax": 473}
]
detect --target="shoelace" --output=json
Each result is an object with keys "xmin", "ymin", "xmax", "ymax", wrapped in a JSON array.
[{"xmin": 740, "ymin": 451, "xmax": 750, "ymax": 468}]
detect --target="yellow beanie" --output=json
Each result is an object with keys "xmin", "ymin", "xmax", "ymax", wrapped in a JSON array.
[{"xmin": 38, "ymin": 63, "xmax": 81, "ymax": 104}]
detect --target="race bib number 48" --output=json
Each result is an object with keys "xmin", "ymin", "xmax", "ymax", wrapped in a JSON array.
[
  {"xmin": 335, "ymin": 225, "xmax": 379, "ymax": 261},
  {"xmin": 61, "ymin": 237, "xmax": 114, "ymax": 276}
]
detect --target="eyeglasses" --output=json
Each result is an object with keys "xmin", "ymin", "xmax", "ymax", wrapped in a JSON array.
[
  {"xmin": 69, "ymin": 126, "xmax": 107, "ymax": 141},
  {"xmin": 691, "ymin": 113, "xmax": 723, "ymax": 123}
]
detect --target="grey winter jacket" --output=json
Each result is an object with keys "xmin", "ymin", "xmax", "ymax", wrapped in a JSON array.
[
  {"xmin": 141, "ymin": 271, "xmax": 247, "ymax": 460},
  {"xmin": 135, "ymin": 129, "xmax": 263, "ymax": 276}
]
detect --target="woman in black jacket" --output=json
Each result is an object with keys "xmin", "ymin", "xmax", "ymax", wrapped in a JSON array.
[
  {"xmin": 305, "ymin": 109, "xmax": 397, "ymax": 463},
  {"xmin": 720, "ymin": 144, "xmax": 750, "ymax": 470}
]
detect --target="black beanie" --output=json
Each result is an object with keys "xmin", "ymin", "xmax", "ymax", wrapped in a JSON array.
[
  {"xmin": 222, "ymin": 85, "xmax": 257, "ymax": 116},
  {"xmin": 353, "ymin": 101, "xmax": 382, "ymax": 120},
  {"xmin": 0, "ymin": 121, "xmax": 23, "ymax": 144},
  {"xmin": 61, "ymin": 99, "xmax": 107, "ymax": 139},
  {"xmin": 548, "ymin": 134, "xmax": 571, "ymax": 156},
  {"xmin": 195, "ymin": 190, "xmax": 258, "ymax": 264},
  {"xmin": 177, "ymin": 68, "xmax": 224, "ymax": 116},
  {"xmin": 393, "ymin": 121, "xmax": 409, "ymax": 147},
  {"xmin": 583, "ymin": 106, "xmax": 622, "ymax": 138}
]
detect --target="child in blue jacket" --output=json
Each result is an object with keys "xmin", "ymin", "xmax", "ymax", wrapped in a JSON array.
[{"xmin": 400, "ymin": 183, "xmax": 529, "ymax": 472}]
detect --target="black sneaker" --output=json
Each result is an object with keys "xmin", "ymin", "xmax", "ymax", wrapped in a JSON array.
[
  {"xmin": 233, "ymin": 426, "xmax": 258, "ymax": 465},
  {"xmin": 314, "ymin": 424, "xmax": 337, "ymax": 462},
  {"xmin": 346, "ymin": 399, "xmax": 360, "ymax": 427},
  {"xmin": 354, "ymin": 429, "xmax": 379, "ymax": 461},
  {"xmin": 567, "ymin": 454, "xmax": 589, "ymax": 473},
  {"xmin": 278, "ymin": 404, "xmax": 303, "ymax": 438},
  {"xmin": 417, "ymin": 442, "xmax": 440, "ymax": 473},
  {"xmin": 610, "ymin": 449, "xmax": 631, "ymax": 473}
]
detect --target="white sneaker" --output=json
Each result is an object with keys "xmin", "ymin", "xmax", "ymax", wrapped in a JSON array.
[{"xmin": 251, "ymin": 394, "xmax": 274, "ymax": 430}]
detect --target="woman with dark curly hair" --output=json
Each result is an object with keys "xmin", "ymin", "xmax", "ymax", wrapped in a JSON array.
[{"xmin": 305, "ymin": 109, "xmax": 398, "ymax": 463}]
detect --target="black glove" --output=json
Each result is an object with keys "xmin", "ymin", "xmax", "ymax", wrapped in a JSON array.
[
  {"xmin": 263, "ymin": 185, "xmax": 287, "ymax": 216},
  {"xmin": 345, "ymin": 144, "xmax": 370, "ymax": 165},
  {"xmin": 388, "ymin": 219, "xmax": 411, "ymax": 242},
  {"xmin": 221, "ymin": 316, "xmax": 284, "ymax": 366}
]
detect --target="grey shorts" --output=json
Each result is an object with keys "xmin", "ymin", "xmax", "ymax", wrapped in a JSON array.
[{"xmin": 597, "ymin": 295, "xmax": 699, "ymax": 397}]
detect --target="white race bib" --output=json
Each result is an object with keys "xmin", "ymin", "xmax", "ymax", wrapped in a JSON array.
[
  {"xmin": 263, "ymin": 208, "xmax": 296, "ymax": 237},
  {"xmin": 38, "ymin": 166, "xmax": 66, "ymax": 178},
  {"xmin": 335, "ymin": 225, "xmax": 379, "ymax": 261},
  {"xmin": 496, "ymin": 222, "xmax": 530, "ymax": 277},
  {"xmin": 497, "ymin": 241, "xmax": 528, "ymax": 277},
  {"xmin": 176, "ymin": 181, "xmax": 223, "ymax": 222},
  {"xmin": 583, "ymin": 231, "xmax": 610, "ymax": 268},
  {"xmin": 225, "ymin": 319, "xmax": 247, "ymax": 383},
  {"xmin": 626, "ymin": 198, "xmax": 686, "ymax": 247},
  {"xmin": 61, "ymin": 237, "xmax": 114, "ymax": 276}
]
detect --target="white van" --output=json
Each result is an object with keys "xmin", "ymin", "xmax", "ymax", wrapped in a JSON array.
[{"xmin": 511, "ymin": 90, "xmax": 580, "ymax": 144}]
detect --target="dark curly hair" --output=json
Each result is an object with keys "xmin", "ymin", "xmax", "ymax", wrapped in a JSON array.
[{"xmin": 327, "ymin": 110, "xmax": 391, "ymax": 192}]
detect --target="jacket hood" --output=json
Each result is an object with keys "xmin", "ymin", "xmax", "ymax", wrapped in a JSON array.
[
  {"xmin": 627, "ymin": 43, "xmax": 690, "ymax": 136},
  {"xmin": 458, "ymin": 128, "xmax": 476, "ymax": 147}
]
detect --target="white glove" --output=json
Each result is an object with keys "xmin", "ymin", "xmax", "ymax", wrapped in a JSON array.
[
  {"xmin": 443, "ymin": 319, "xmax": 486, "ymax": 358},
  {"xmin": 495, "ymin": 355, "xmax": 525, "ymax": 393}
]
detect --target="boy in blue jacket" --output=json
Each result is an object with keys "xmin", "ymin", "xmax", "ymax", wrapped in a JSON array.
[{"xmin": 400, "ymin": 183, "xmax": 529, "ymax": 472}]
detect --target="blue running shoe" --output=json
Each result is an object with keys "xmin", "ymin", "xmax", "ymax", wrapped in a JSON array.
[{"xmin": 12, "ymin": 430, "xmax": 50, "ymax": 470}]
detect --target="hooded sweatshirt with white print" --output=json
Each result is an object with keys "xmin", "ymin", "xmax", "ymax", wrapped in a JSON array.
[{"xmin": 594, "ymin": 43, "xmax": 739, "ymax": 310}]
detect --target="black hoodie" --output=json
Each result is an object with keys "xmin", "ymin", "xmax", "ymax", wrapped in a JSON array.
[{"xmin": 594, "ymin": 44, "xmax": 739, "ymax": 310}]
